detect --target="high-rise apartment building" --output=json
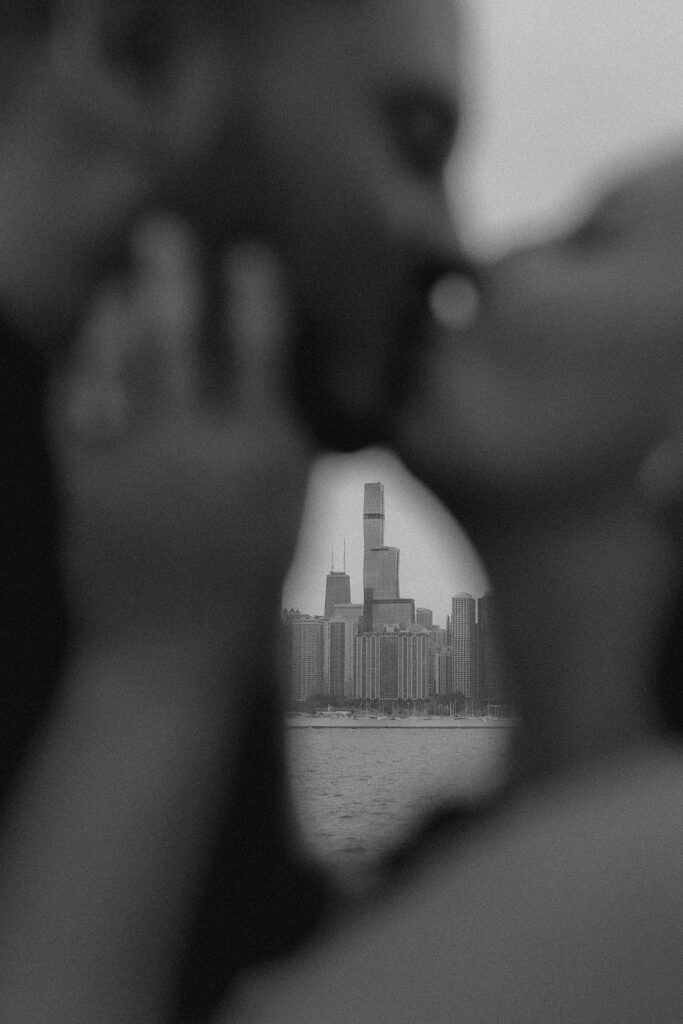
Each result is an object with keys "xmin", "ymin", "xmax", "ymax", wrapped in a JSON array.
[
  {"xmin": 324, "ymin": 604, "xmax": 363, "ymax": 697},
  {"xmin": 450, "ymin": 593, "xmax": 477, "ymax": 698},
  {"xmin": 398, "ymin": 631, "xmax": 431, "ymax": 700},
  {"xmin": 433, "ymin": 647, "xmax": 452, "ymax": 695},
  {"xmin": 291, "ymin": 617, "xmax": 325, "ymax": 702},
  {"xmin": 323, "ymin": 619, "xmax": 347, "ymax": 697},
  {"xmin": 355, "ymin": 631, "xmax": 399, "ymax": 700},
  {"xmin": 355, "ymin": 629, "xmax": 430, "ymax": 700},
  {"xmin": 324, "ymin": 570, "xmax": 351, "ymax": 618}
]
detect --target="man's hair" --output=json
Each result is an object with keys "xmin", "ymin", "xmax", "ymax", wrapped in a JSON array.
[{"xmin": 0, "ymin": 0, "xmax": 348, "ymax": 45}]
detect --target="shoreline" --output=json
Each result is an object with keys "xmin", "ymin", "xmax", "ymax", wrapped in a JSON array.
[{"xmin": 287, "ymin": 717, "xmax": 516, "ymax": 729}]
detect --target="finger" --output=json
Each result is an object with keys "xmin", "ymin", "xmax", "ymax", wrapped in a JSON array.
[
  {"xmin": 127, "ymin": 215, "xmax": 203, "ymax": 414},
  {"xmin": 49, "ymin": 286, "xmax": 131, "ymax": 452},
  {"xmin": 68, "ymin": 282, "xmax": 130, "ymax": 383},
  {"xmin": 223, "ymin": 243, "xmax": 292, "ymax": 420}
]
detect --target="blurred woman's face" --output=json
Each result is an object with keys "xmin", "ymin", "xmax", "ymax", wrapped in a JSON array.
[{"xmin": 407, "ymin": 154, "xmax": 683, "ymax": 513}]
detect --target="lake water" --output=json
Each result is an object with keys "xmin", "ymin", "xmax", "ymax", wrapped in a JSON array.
[{"xmin": 287, "ymin": 725, "xmax": 512, "ymax": 884}]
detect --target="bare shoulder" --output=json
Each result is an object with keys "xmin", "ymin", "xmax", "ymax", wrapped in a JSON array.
[{"xmin": 221, "ymin": 743, "xmax": 683, "ymax": 1024}]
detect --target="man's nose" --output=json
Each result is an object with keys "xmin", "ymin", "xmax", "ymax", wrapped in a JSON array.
[{"xmin": 415, "ymin": 187, "xmax": 465, "ymax": 262}]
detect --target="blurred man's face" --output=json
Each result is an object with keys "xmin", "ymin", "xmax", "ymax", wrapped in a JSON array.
[
  {"xmin": 6, "ymin": 0, "xmax": 464, "ymax": 449},
  {"xmin": 219, "ymin": 0, "xmax": 466, "ymax": 448}
]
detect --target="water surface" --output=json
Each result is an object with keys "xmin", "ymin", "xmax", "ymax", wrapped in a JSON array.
[{"xmin": 288, "ymin": 726, "xmax": 510, "ymax": 883}]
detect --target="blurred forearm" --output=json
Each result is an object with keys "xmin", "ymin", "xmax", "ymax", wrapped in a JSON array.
[{"xmin": 0, "ymin": 636, "xmax": 244, "ymax": 1024}]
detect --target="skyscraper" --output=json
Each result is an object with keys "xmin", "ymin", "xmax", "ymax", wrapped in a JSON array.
[
  {"xmin": 363, "ymin": 482, "xmax": 400, "ymax": 600},
  {"xmin": 363, "ymin": 482, "xmax": 384, "ymax": 549},
  {"xmin": 371, "ymin": 546, "xmax": 400, "ymax": 600},
  {"xmin": 291, "ymin": 617, "xmax": 325, "ymax": 702},
  {"xmin": 451, "ymin": 593, "xmax": 477, "ymax": 698},
  {"xmin": 324, "ymin": 570, "xmax": 351, "ymax": 618},
  {"xmin": 324, "ymin": 604, "xmax": 363, "ymax": 698},
  {"xmin": 363, "ymin": 482, "xmax": 384, "ymax": 598},
  {"xmin": 323, "ymin": 619, "xmax": 347, "ymax": 697},
  {"xmin": 433, "ymin": 647, "xmax": 452, "ymax": 695}
]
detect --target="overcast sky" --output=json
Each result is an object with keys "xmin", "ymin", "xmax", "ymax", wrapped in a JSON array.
[{"xmin": 283, "ymin": 0, "xmax": 683, "ymax": 627}]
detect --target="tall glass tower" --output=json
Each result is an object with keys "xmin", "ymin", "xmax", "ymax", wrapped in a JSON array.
[
  {"xmin": 363, "ymin": 482, "xmax": 400, "ymax": 601},
  {"xmin": 363, "ymin": 482, "xmax": 384, "ymax": 552}
]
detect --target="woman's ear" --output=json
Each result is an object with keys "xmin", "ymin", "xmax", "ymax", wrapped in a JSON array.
[{"xmin": 47, "ymin": 0, "xmax": 235, "ymax": 166}]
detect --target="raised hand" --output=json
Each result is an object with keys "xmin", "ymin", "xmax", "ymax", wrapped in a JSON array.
[
  {"xmin": 51, "ymin": 220, "xmax": 310, "ymax": 681},
  {"xmin": 0, "ymin": 220, "xmax": 312, "ymax": 1024}
]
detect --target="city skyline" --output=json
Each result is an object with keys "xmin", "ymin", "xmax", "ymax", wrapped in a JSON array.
[
  {"xmin": 284, "ymin": 485, "xmax": 502, "ymax": 706},
  {"xmin": 282, "ymin": 450, "xmax": 488, "ymax": 627},
  {"xmin": 283, "ymin": 479, "xmax": 495, "ymax": 701}
]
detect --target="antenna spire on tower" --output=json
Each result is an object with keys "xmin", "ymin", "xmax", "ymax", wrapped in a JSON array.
[{"xmin": 343, "ymin": 538, "xmax": 347, "ymax": 574}]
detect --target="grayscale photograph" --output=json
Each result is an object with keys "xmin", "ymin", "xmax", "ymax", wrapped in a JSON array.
[{"xmin": 1, "ymin": 1, "xmax": 682, "ymax": 1021}]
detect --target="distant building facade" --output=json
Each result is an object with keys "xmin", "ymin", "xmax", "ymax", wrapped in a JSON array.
[
  {"xmin": 355, "ymin": 632, "xmax": 399, "ymax": 700},
  {"xmin": 371, "ymin": 598, "xmax": 415, "ymax": 632},
  {"xmin": 365, "ymin": 546, "xmax": 400, "ymax": 600},
  {"xmin": 333, "ymin": 603, "xmax": 364, "ymax": 622},
  {"xmin": 416, "ymin": 607, "xmax": 433, "ymax": 630},
  {"xmin": 337, "ymin": 604, "xmax": 363, "ymax": 698},
  {"xmin": 431, "ymin": 627, "xmax": 448, "ymax": 649},
  {"xmin": 450, "ymin": 593, "xmax": 477, "ymax": 698},
  {"xmin": 291, "ymin": 617, "xmax": 325, "ymax": 701},
  {"xmin": 323, "ymin": 604, "xmax": 363, "ymax": 698},
  {"xmin": 324, "ymin": 570, "xmax": 351, "ymax": 618},
  {"xmin": 399, "ymin": 631, "xmax": 431, "ymax": 700},
  {"xmin": 323, "ymin": 619, "xmax": 347, "ymax": 697},
  {"xmin": 433, "ymin": 647, "xmax": 452, "ymax": 694},
  {"xmin": 355, "ymin": 629, "xmax": 431, "ymax": 701}
]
